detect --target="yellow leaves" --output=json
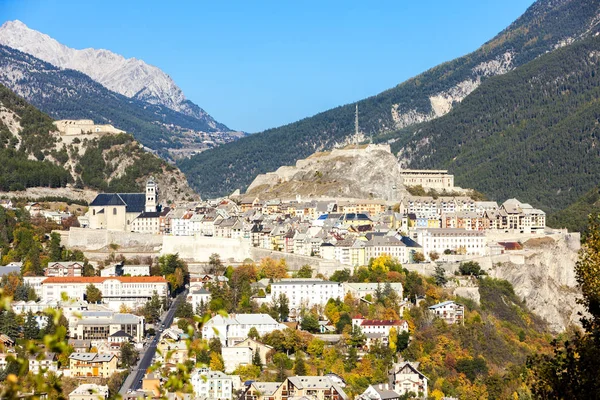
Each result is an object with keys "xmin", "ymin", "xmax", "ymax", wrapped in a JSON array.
[
  {"xmin": 370, "ymin": 254, "xmax": 392, "ymax": 274},
  {"xmin": 431, "ymin": 389, "xmax": 445, "ymax": 400},
  {"xmin": 209, "ymin": 352, "xmax": 225, "ymax": 372},
  {"xmin": 259, "ymin": 257, "xmax": 288, "ymax": 279}
]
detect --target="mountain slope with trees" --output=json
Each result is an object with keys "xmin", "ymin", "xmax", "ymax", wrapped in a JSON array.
[
  {"xmin": 0, "ymin": 83, "xmax": 197, "ymax": 202},
  {"xmin": 393, "ymin": 34, "xmax": 600, "ymax": 214},
  {"xmin": 178, "ymin": 0, "xmax": 600, "ymax": 198}
]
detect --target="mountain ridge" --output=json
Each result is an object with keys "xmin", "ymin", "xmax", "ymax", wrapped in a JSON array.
[
  {"xmin": 0, "ymin": 20, "xmax": 224, "ymax": 127},
  {"xmin": 178, "ymin": 0, "xmax": 600, "ymax": 199}
]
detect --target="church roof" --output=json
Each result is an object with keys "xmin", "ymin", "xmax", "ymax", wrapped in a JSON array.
[{"xmin": 90, "ymin": 193, "xmax": 146, "ymax": 213}]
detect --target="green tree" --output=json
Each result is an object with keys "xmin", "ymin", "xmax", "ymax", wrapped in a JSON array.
[
  {"xmin": 82, "ymin": 262, "xmax": 95, "ymax": 277},
  {"xmin": 48, "ymin": 232, "xmax": 62, "ymax": 261},
  {"xmin": 85, "ymin": 284, "xmax": 102, "ymax": 303},
  {"xmin": 300, "ymin": 313, "xmax": 320, "ymax": 333},
  {"xmin": 459, "ymin": 261, "xmax": 483, "ymax": 276},
  {"xmin": 209, "ymin": 337, "xmax": 222, "ymax": 355},
  {"xmin": 294, "ymin": 351, "xmax": 307, "ymax": 375},
  {"xmin": 142, "ymin": 291, "xmax": 163, "ymax": 323},
  {"xmin": 277, "ymin": 294, "xmax": 290, "ymax": 322},
  {"xmin": 208, "ymin": 253, "xmax": 225, "ymax": 276},
  {"xmin": 330, "ymin": 268, "xmax": 351, "ymax": 282},
  {"xmin": 273, "ymin": 353, "xmax": 292, "ymax": 381},
  {"xmin": 295, "ymin": 265, "xmax": 313, "ymax": 278},
  {"xmin": 248, "ymin": 327, "xmax": 260, "ymax": 340},
  {"xmin": 252, "ymin": 350, "xmax": 262, "ymax": 367},
  {"xmin": 24, "ymin": 310, "xmax": 39, "ymax": 340},
  {"xmin": 120, "ymin": 342, "xmax": 139, "ymax": 368},
  {"xmin": 175, "ymin": 301, "xmax": 194, "ymax": 319},
  {"xmin": 434, "ymin": 265, "xmax": 448, "ymax": 286}
]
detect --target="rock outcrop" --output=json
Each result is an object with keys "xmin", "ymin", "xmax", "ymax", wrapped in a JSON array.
[
  {"xmin": 488, "ymin": 233, "xmax": 584, "ymax": 333},
  {"xmin": 245, "ymin": 144, "xmax": 408, "ymax": 201}
]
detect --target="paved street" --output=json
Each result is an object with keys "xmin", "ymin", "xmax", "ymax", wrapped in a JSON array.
[{"xmin": 119, "ymin": 290, "xmax": 187, "ymax": 397}]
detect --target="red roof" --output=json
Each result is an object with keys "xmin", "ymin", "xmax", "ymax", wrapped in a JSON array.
[
  {"xmin": 41, "ymin": 276, "xmax": 167, "ymax": 284},
  {"xmin": 360, "ymin": 319, "xmax": 407, "ymax": 326}
]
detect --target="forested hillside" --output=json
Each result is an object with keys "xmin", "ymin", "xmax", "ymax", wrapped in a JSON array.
[
  {"xmin": 547, "ymin": 185, "xmax": 600, "ymax": 234},
  {"xmin": 394, "ymin": 34, "xmax": 600, "ymax": 214},
  {"xmin": 0, "ymin": 45, "xmax": 240, "ymax": 160},
  {"xmin": 0, "ymin": 83, "xmax": 197, "ymax": 201},
  {"xmin": 178, "ymin": 0, "xmax": 600, "ymax": 198}
]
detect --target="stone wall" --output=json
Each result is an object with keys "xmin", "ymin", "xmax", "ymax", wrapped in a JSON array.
[
  {"xmin": 63, "ymin": 227, "xmax": 162, "ymax": 250},
  {"xmin": 248, "ymin": 248, "xmax": 346, "ymax": 277},
  {"xmin": 162, "ymin": 235, "xmax": 252, "ymax": 264}
]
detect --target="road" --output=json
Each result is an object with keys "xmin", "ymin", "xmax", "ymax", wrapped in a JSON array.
[{"xmin": 119, "ymin": 290, "xmax": 187, "ymax": 397}]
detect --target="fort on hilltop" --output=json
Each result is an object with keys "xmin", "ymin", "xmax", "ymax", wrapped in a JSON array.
[{"xmin": 53, "ymin": 119, "xmax": 125, "ymax": 136}]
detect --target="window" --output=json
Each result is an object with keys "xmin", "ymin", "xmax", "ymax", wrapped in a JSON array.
[{"xmin": 113, "ymin": 208, "xmax": 117, "ymax": 215}]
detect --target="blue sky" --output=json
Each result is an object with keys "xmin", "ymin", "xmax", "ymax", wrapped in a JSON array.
[{"xmin": 1, "ymin": 0, "xmax": 533, "ymax": 132}]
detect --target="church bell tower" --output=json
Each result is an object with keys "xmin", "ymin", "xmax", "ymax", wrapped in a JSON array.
[{"xmin": 145, "ymin": 177, "xmax": 158, "ymax": 212}]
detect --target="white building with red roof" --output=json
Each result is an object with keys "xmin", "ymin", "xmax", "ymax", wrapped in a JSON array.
[{"xmin": 39, "ymin": 276, "xmax": 168, "ymax": 310}]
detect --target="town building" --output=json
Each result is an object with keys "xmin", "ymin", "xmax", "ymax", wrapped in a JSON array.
[
  {"xmin": 69, "ymin": 384, "xmax": 109, "ymax": 400},
  {"xmin": 68, "ymin": 353, "xmax": 117, "ymax": 378},
  {"xmin": 38, "ymin": 276, "xmax": 168, "ymax": 310},
  {"xmin": 221, "ymin": 346, "xmax": 252, "ymax": 374},
  {"xmin": 28, "ymin": 352, "xmax": 58, "ymax": 374},
  {"xmin": 413, "ymin": 228, "xmax": 486, "ymax": 259},
  {"xmin": 187, "ymin": 287, "xmax": 211, "ymax": 312},
  {"xmin": 45, "ymin": 261, "xmax": 84, "ymax": 277},
  {"xmin": 100, "ymin": 263, "xmax": 150, "ymax": 277},
  {"xmin": 73, "ymin": 311, "xmax": 144, "ymax": 342},
  {"xmin": 190, "ymin": 368, "xmax": 233, "ymax": 400},
  {"xmin": 343, "ymin": 282, "xmax": 403, "ymax": 300},
  {"xmin": 428, "ymin": 301, "xmax": 465, "ymax": 325},
  {"xmin": 86, "ymin": 178, "xmax": 159, "ymax": 231},
  {"xmin": 399, "ymin": 169, "xmax": 455, "ymax": 191},
  {"xmin": 270, "ymin": 279, "xmax": 343, "ymax": 314},
  {"xmin": 273, "ymin": 376, "xmax": 349, "ymax": 400},
  {"xmin": 202, "ymin": 314, "xmax": 284, "ymax": 347},
  {"xmin": 389, "ymin": 362, "xmax": 428, "ymax": 398},
  {"xmin": 358, "ymin": 384, "xmax": 402, "ymax": 400},
  {"xmin": 156, "ymin": 338, "xmax": 189, "ymax": 364},
  {"xmin": 364, "ymin": 235, "xmax": 408, "ymax": 264}
]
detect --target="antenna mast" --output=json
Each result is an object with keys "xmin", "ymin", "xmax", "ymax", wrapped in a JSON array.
[{"xmin": 355, "ymin": 104, "xmax": 359, "ymax": 144}]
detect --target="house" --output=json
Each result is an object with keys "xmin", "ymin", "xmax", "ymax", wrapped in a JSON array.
[
  {"xmin": 100, "ymin": 263, "xmax": 150, "ymax": 277},
  {"xmin": 68, "ymin": 353, "xmax": 117, "ymax": 378},
  {"xmin": 273, "ymin": 376, "xmax": 349, "ymax": 400},
  {"xmin": 142, "ymin": 372, "xmax": 161, "ymax": 397},
  {"xmin": 364, "ymin": 235, "xmax": 409, "ymax": 264},
  {"xmin": 236, "ymin": 337, "xmax": 273, "ymax": 363},
  {"xmin": 270, "ymin": 279, "xmax": 344, "ymax": 316},
  {"xmin": 358, "ymin": 383, "xmax": 402, "ymax": 400},
  {"xmin": 240, "ymin": 382, "xmax": 281, "ymax": 400},
  {"xmin": 352, "ymin": 318, "xmax": 409, "ymax": 348},
  {"xmin": 221, "ymin": 346, "xmax": 252, "ymax": 373},
  {"xmin": 69, "ymin": 384, "xmax": 109, "ymax": 400},
  {"xmin": 45, "ymin": 261, "xmax": 84, "ymax": 277},
  {"xmin": 492, "ymin": 198, "xmax": 546, "ymax": 233},
  {"xmin": 190, "ymin": 368, "xmax": 233, "ymax": 400},
  {"xmin": 343, "ymin": 282, "xmax": 403, "ymax": 300},
  {"xmin": 187, "ymin": 287, "xmax": 211, "ymax": 312},
  {"xmin": 428, "ymin": 301, "xmax": 465, "ymax": 325},
  {"xmin": 156, "ymin": 338, "xmax": 189, "ymax": 364},
  {"xmin": 202, "ymin": 314, "xmax": 284, "ymax": 347},
  {"xmin": 28, "ymin": 352, "xmax": 58, "ymax": 374},
  {"xmin": 389, "ymin": 362, "xmax": 428, "ymax": 398},
  {"xmin": 108, "ymin": 330, "xmax": 133, "ymax": 343}
]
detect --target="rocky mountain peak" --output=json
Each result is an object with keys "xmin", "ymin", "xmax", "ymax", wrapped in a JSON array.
[{"xmin": 0, "ymin": 20, "xmax": 215, "ymax": 122}]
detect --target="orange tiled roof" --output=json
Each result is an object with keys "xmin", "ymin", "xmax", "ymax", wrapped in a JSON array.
[{"xmin": 41, "ymin": 276, "xmax": 167, "ymax": 284}]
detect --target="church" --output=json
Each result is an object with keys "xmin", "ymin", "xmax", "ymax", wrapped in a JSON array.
[{"xmin": 86, "ymin": 178, "xmax": 161, "ymax": 232}]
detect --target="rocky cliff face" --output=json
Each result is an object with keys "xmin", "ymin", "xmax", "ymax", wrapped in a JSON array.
[
  {"xmin": 488, "ymin": 234, "xmax": 585, "ymax": 333},
  {"xmin": 245, "ymin": 144, "xmax": 408, "ymax": 201},
  {"xmin": 0, "ymin": 20, "xmax": 224, "ymax": 127}
]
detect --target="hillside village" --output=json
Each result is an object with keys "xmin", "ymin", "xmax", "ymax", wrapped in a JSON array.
[
  {"xmin": 2, "ymin": 1, "xmax": 600, "ymax": 399},
  {"xmin": 0, "ymin": 149, "xmax": 563, "ymax": 400}
]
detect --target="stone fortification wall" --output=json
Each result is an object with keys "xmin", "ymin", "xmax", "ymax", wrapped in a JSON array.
[
  {"xmin": 249, "ymin": 248, "xmax": 346, "ymax": 277},
  {"xmin": 64, "ymin": 227, "xmax": 162, "ymax": 250},
  {"xmin": 162, "ymin": 235, "xmax": 251, "ymax": 264}
]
